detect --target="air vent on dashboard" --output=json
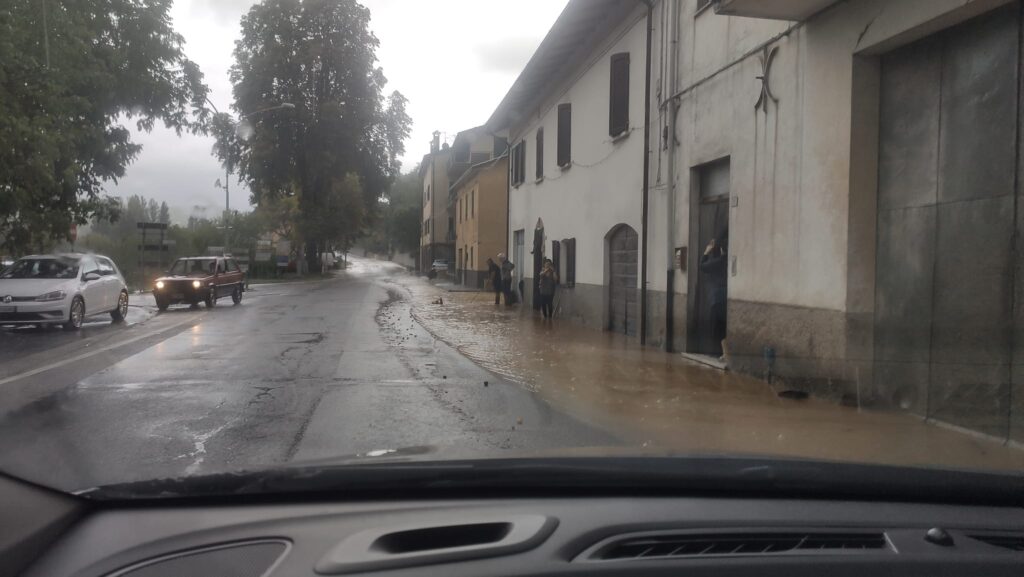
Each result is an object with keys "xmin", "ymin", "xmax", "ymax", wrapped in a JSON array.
[
  {"xmin": 970, "ymin": 534, "xmax": 1024, "ymax": 551},
  {"xmin": 106, "ymin": 539, "xmax": 290, "ymax": 577},
  {"xmin": 590, "ymin": 531, "xmax": 890, "ymax": 561}
]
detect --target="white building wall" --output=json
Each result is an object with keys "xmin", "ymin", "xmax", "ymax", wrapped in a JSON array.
[
  {"xmin": 507, "ymin": 9, "xmax": 649, "ymax": 291},
  {"xmin": 649, "ymin": 0, "xmax": 1010, "ymax": 312}
]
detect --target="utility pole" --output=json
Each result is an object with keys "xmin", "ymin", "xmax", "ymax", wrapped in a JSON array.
[{"xmin": 205, "ymin": 97, "xmax": 294, "ymax": 256}]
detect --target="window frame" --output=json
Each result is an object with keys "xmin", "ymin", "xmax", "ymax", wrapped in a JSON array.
[
  {"xmin": 557, "ymin": 103, "xmax": 572, "ymax": 168},
  {"xmin": 511, "ymin": 139, "xmax": 527, "ymax": 186},
  {"xmin": 535, "ymin": 127, "xmax": 544, "ymax": 181},
  {"xmin": 609, "ymin": 52, "xmax": 631, "ymax": 138}
]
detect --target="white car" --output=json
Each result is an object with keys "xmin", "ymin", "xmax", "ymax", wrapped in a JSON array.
[{"xmin": 0, "ymin": 253, "xmax": 130, "ymax": 330}]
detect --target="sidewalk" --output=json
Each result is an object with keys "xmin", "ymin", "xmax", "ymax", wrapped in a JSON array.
[{"xmin": 393, "ymin": 275, "xmax": 1024, "ymax": 472}]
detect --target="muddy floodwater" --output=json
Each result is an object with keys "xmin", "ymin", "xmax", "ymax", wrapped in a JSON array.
[{"xmin": 390, "ymin": 275, "xmax": 1024, "ymax": 472}]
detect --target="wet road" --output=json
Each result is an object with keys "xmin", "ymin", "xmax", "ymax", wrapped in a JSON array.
[{"xmin": 0, "ymin": 257, "xmax": 616, "ymax": 492}]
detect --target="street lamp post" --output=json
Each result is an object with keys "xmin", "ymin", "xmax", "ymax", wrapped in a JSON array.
[{"xmin": 205, "ymin": 99, "xmax": 295, "ymax": 253}]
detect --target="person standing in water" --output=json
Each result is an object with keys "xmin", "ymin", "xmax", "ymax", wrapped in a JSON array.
[
  {"xmin": 498, "ymin": 253, "xmax": 515, "ymax": 306},
  {"xmin": 699, "ymin": 232, "xmax": 728, "ymax": 360},
  {"xmin": 486, "ymin": 258, "xmax": 502, "ymax": 305},
  {"xmin": 538, "ymin": 258, "xmax": 558, "ymax": 319}
]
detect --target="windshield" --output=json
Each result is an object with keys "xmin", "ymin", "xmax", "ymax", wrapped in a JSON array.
[
  {"xmin": 2, "ymin": 0, "xmax": 1023, "ymax": 500},
  {"xmin": 0, "ymin": 258, "xmax": 79, "ymax": 280},
  {"xmin": 168, "ymin": 259, "xmax": 217, "ymax": 277}
]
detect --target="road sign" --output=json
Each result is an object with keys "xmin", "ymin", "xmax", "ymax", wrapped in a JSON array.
[{"xmin": 136, "ymin": 222, "xmax": 168, "ymax": 230}]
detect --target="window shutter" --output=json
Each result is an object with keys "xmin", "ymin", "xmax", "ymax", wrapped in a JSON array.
[
  {"xmin": 609, "ymin": 53, "xmax": 630, "ymax": 137},
  {"xmin": 557, "ymin": 104, "xmax": 571, "ymax": 167},
  {"xmin": 535, "ymin": 128, "xmax": 544, "ymax": 180},
  {"xmin": 567, "ymin": 238, "xmax": 576, "ymax": 288},
  {"xmin": 552, "ymin": 240, "xmax": 561, "ymax": 283},
  {"xmin": 519, "ymin": 140, "xmax": 527, "ymax": 184}
]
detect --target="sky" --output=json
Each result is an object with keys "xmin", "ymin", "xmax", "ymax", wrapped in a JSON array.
[{"xmin": 105, "ymin": 0, "xmax": 569, "ymax": 223}]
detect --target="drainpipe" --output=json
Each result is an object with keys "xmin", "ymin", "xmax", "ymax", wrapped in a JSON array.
[
  {"xmin": 639, "ymin": 0, "xmax": 654, "ymax": 345},
  {"xmin": 664, "ymin": 0, "xmax": 679, "ymax": 352}
]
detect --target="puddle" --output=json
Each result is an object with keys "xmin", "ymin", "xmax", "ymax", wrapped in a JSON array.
[{"xmin": 389, "ymin": 274, "xmax": 1024, "ymax": 472}]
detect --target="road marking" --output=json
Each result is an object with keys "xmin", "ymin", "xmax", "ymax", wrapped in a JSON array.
[{"xmin": 0, "ymin": 316, "xmax": 200, "ymax": 387}]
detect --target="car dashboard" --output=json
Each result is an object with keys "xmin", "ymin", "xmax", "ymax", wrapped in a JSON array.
[{"xmin": 14, "ymin": 489, "xmax": 1024, "ymax": 577}]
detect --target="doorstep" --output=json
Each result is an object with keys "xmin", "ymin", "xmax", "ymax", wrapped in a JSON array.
[{"xmin": 680, "ymin": 353, "xmax": 728, "ymax": 371}]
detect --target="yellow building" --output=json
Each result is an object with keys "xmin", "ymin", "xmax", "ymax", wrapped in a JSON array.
[{"xmin": 451, "ymin": 154, "xmax": 508, "ymax": 289}]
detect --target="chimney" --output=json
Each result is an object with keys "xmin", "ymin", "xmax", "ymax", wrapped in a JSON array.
[{"xmin": 431, "ymin": 131, "xmax": 440, "ymax": 153}]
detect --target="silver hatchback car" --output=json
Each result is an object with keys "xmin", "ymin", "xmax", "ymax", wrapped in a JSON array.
[{"xmin": 0, "ymin": 253, "xmax": 130, "ymax": 330}]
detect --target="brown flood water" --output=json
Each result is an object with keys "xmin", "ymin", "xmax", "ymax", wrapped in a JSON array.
[{"xmin": 392, "ymin": 276, "xmax": 1024, "ymax": 472}]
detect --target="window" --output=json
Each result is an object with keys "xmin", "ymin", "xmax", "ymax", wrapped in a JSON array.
[
  {"xmin": 609, "ymin": 52, "xmax": 630, "ymax": 137},
  {"xmin": 510, "ymin": 140, "xmax": 526, "ymax": 186},
  {"xmin": 493, "ymin": 136, "xmax": 507, "ymax": 157},
  {"xmin": 217, "ymin": 259, "xmax": 226, "ymax": 273},
  {"xmin": 535, "ymin": 127, "xmax": 544, "ymax": 180},
  {"xmin": 564, "ymin": 238, "xmax": 576, "ymax": 288},
  {"xmin": 557, "ymin": 103, "xmax": 571, "ymax": 167},
  {"xmin": 471, "ymin": 189, "xmax": 475, "ymax": 217},
  {"xmin": 97, "ymin": 257, "xmax": 115, "ymax": 276},
  {"xmin": 426, "ymin": 185, "xmax": 430, "ymax": 201},
  {"xmin": 80, "ymin": 257, "xmax": 99, "ymax": 278},
  {"xmin": 227, "ymin": 259, "xmax": 240, "ymax": 273}
]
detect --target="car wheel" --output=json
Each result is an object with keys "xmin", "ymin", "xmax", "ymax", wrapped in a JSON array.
[
  {"xmin": 232, "ymin": 284, "xmax": 242, "ymax": 305},
  {"xmin": 110, "ymin": 290, "xmax": 129, "ymax": 322},
  {"xmin": 156, "ymin": 297, "xmax": 169, "ymax": 312},
  {"xmin": 63, "ymin": 297, "xmax": 84, "ymax": 331},
  {"xmin": 205, "ymin": 287, "xmax": 216, "ymax": 308}
]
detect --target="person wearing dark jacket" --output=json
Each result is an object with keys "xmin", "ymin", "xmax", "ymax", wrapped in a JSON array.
[
  {"xmin": 700, "ymin": 233, "xmax": 728, "ymax": 359},
  {"xmin": 538, "ymin": 258, "xmax": 558, "ymax": 319},
  {"xmin": 486, "ymin": 258, "xmax": 502, "ymax": 305}
]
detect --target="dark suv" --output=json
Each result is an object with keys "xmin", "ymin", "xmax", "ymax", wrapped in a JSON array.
[{"xmin": 153, "ymin": 257, "xmax": 245, "ymax": 310}]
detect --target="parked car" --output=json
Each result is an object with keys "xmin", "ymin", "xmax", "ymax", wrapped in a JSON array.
[
  {"xmin": 0, "ymin": 253, "xmax": 129, "ymax": 330},
  {"xmin": 431, "ymin": 259, "xmax": 449, "ymax": 272},
  {"xmin": 153, "ymin": 256, "xmax": 245, "ymax": 311}
]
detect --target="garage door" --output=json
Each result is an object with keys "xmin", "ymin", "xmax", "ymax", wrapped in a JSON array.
[
  {"xmin": 608, "ymin": 225, "xmax": 638, "ymax": 336},
  {"xmin": 874, "ymin": 4, "xmax": 1022, "ymax": 439}
]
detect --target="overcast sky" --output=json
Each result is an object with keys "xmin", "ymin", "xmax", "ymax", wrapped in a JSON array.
[{"xmin": 106, "ymin": 0, "xmax": 568, "ymax": 223}]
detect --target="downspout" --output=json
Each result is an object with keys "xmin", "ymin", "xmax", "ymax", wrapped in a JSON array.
[
  {"xmin": 639, "ymin": 0, "xmax": 654, "ymax": 345},
  {"xmin": 664, "ymin": 0, "xmax": 679, "ymax": 352}
]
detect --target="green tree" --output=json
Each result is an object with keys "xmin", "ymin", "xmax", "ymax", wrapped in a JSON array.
[
  {"xmin": 224, "ymin": 0, "xmax": 411, "ymax": 271},
  {"xmin": 363, "ymin": 168, "xmax": 421, "ymax": 256},
  {"xmin": 159, "ymin": 202, "xmax": 171, "ymax": 225},
  {"xmin": 0, "ymin": 0, "xmax": 209, "ymax": 255}
]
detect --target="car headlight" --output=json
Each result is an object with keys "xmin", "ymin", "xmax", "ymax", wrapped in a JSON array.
[
  {"xmin": 155, "ymin": 281, "xmax": 165, "ymax": 290},
  {"xmin": 36, "ymin": 290, "xmax": 66, "ymax": 302},
  {"xmin": 192, "ymin": 280, "xmax": 201, "ymax": 288}
]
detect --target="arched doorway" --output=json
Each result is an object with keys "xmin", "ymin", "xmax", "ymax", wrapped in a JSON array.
[{"xmin": 607, "ymin": 224, "xmax": 638, "ymax": 336}]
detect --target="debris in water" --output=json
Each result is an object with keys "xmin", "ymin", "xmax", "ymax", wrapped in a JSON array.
[
  {"xmin": 516, "ymin": 417, "xmax": 523, "ymax": 425},
  {"xmin": 777, "ymin": 390, "xmax": 809, "ymax": 400},
  {"xmin": 442, "ymin": 375, "xmax": 447, "ymax": 379},
  {"xmin": 483, "ymin": 381, "xmax": 489, "ymax": 387}
]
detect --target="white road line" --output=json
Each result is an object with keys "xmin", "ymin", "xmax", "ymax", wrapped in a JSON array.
[{"xmin": 0, "ymin": 316, "xmax": 200, "ymax": 387}]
